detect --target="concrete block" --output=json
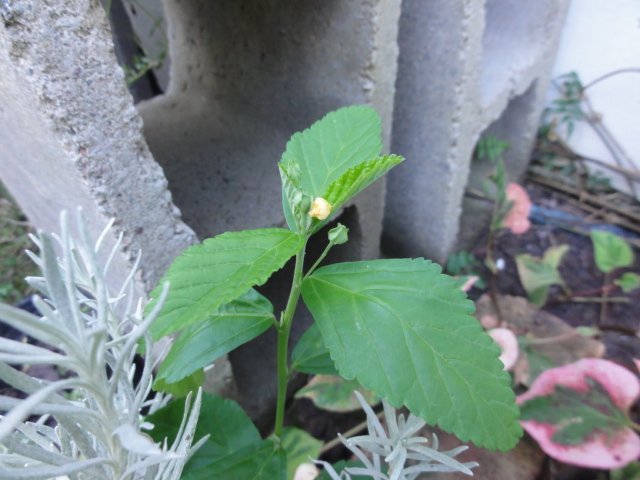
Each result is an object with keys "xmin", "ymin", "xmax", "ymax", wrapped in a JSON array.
[
  {"xmin": 0, "ymin": 0, "xmax": 196, "ymax": 297},
  {"xmin": 383, "ymin": 0, "xmax": 571, "ymax": 263}
]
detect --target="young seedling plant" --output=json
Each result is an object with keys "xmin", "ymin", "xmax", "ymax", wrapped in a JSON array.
[
  {"xmin": 144, "ymin": 106, "xmax": 522, "ymax": 478},
  {"xmin": 515, "ymin": 230, "xmax": 638, "ymax": 317}
]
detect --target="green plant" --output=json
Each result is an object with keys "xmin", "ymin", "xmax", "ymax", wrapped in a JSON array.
[
  {"xmin": 515, "ymin": 245, "xmax": 571, "ymax": 306},
  {"xmin": 0, "ymin": 183, "xmax": 37, "ymax": 305},
  {"xmin": 515, "ymin": 231, "xmax": 638, "ymax": 319},
  {"xmin": 145, "ymin": 107, "xmax": 521, "ymax": 478},
  {"xmin": 0, "ymin": 211, "xmax": 202, "ymax": 478},
  {"xmin": 541, "ymin": 70, "xmax": 640, "ymax": 197},
  {"xmin": 317, "ymin": 392, "xmax": 479, "ymax": 479},
  {"xmin": 473, "ymin": 134, "xmax": 532, "ymax": 321},
  {"xmin": 445, "ymin": 250, "xmax": 486, "ymax": 290}
]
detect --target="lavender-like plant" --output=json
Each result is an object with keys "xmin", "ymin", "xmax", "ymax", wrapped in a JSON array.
[
  {"xmin": 316, "ymin": 392, "xmax": 478, "ymax": 480},
  {"xmin": 0, "ymin": 210, "xmax": 204, "ymax": 479}
]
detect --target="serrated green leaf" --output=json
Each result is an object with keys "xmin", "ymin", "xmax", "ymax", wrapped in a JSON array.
[
  {"xmin": 279, "ymin": 427, "xmax": 322, "ymax": 480},
  {"xmin": 295, "ymin": 375, "xmax": 379, "ymax": 412},
  {"xmin": 153, "ymin": 368, "xmax": 204, "ymax": 397},
  {"xmin": 323, "ymin": 155, "xmax": 404, "ymax": 212},
  {"xmin": 590, "ymin": 230, "xmax": 633, "ymax": 273},
  {"xmin": 281, "ymin": 106, "xmax": 382, "ymax": 200},
  {"xmin": 148, "ymin": 229, "xmax": 304, "ymax": 339},
  {"xmin": 515, "ymin": 245, "xmax": 570, "ymax": 306},
  {"xmin": 301, "ymin": 259, "xmax": 522, "ymax": 451},
  {"xmin": 156, "ymin": 289, "xmax": 275, "ymax": 384},
  {"xmin": 614, "ymin": 272, "xmax": 640, "ymax": 293},
  {"xmin": 280, "ymin": 162, "xmax": 313, "ymax": 233},
  {"xmin": 520, "ymin": 377, "xmax": 631, "ymax": 446},
  {"xmin": 145, "ymin": 393, "xmax": 286, "ymax": 480},
  {"xmin": 291, "ymin": 323, "xmax": 338, "ymax": 376}
]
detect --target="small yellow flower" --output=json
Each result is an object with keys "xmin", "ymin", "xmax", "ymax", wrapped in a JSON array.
[{"xmin": 308, "ymin": 197, "xmax": 331, "ymax": 220}]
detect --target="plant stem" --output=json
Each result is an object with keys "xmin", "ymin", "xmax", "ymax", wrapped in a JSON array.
[
  {"xmin": 570, "ymin": 296, "xmax": 628, "ymax": 303},
  {"xmin": 485, "ymin": 226, "xmax": 503, "ymax": 322},
  {"xmin": 274, "ymin": 245, "xmax": 307, "ymax": 439},
  {"xmin": 303, "ymin": 241, "xmax": 333, "ymax": 281},
  {"xmin": 599, "ymin": 272, "xmax": 611, "ymax": 326}
]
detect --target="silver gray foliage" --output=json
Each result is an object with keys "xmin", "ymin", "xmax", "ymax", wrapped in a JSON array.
[
  {"xmin": 0, "ymin": 210, "xmax": 204, "ymax": 479},
  {"xmin": 316, "ymin": 391, "xmax": 479, "ymax": 480}
]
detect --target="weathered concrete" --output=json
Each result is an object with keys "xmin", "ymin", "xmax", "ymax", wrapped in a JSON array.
[
  {"xmin": 383, "ymin": 0, "xmax": 571, "ymax": 262},
  {"xmin": 0, "ymin": 0, "xmax": 197, "ymax": 297},
  {"xmin": 137, "ymin": 0, "xmax": 401, "ymax": 263}
]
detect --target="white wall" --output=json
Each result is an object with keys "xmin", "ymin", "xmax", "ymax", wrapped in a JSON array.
[{"xmin": 549, "ymin": 0, "xmax": 640, "ymax": 198}]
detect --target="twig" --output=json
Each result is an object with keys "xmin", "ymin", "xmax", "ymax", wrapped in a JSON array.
[
  {"xmin": 527, "ymin": 173, "xmax": 640, "ymax": 227},
  {"xmin": 570, "ymin": 296, "xmax": 628, "ymax": 304},
  {"xmin": 599, "ymin": 272, "xmax": 611, "ymax": 325},
  {"xmin": 582, "ymin": 68, "xmax": 640, "ymax": 92}
]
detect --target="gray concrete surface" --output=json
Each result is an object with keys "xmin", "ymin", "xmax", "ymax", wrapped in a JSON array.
[
  {"xmin": 0, "ymin": 0, "xmax": 197, "ymax": 298},
  {"xmin": 383, "ymin": 0, "xmax": 571, "ymax": 263}
]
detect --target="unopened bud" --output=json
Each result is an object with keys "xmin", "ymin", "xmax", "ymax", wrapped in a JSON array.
[{"xmin": 328, "ymin": 223, "xmax": 349, "ymax": 245}]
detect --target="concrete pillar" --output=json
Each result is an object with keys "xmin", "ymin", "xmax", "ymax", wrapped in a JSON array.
[
  {"xmin": 383, "ymin": 0, "xmax": 571, "ymax": 262},
  {"xmin": 0, "ymin": 0, "xmax": 196, "ymax": 299}
]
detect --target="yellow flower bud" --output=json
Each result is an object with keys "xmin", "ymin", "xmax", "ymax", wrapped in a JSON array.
[{"xmin": 308, "ymin": 197, "xmax": 331, "ymax": 220}]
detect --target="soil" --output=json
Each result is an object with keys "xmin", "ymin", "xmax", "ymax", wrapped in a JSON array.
[{"xmin": 475, "ymin": 180, "xmax": 640, "ymax": 374}]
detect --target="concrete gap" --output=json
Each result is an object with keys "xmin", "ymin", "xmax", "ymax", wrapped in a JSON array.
[
  {"xmin": 457, "ymin": 82, "xmax": 537, "ymax": 250},
  {"xmin": 480, "ymin": 0, "xmax": 553, "ymax": 105},
  {"xmin": 228, "ymin": 206, "xmax": 363, "ymax": 433},
  {"xmin": 101, "ymin": 0, "xmax": 167, "ymax": 103}
]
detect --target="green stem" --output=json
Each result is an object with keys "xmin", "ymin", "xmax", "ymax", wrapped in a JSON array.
[
  {"xmin": 274, "ymin": 245, "xmax": 307, "ymax": 439},
  {"xmin": 303, "ymin": 241, "xmax": 334, "ymax": 281}
]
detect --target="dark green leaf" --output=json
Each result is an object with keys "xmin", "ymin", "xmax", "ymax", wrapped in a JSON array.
[
  {"xmin": 148, "ymin": 229, "xmax": 304, "ymax": 339},
  {"xmin": 145, "ymin": 393, "xmax": 286, "ymax": 480},
  {"xmin": 520, "ymin": 377, "xmax": 630, "ymax": 446},
  {"xmin": 302, "ymin": 259, "xmax": 521, "ymax": 450},
  {"xmin": 184, "ymin": 442, "xmax": 286, "ymax": 480},
  {"xmin": 590, "ymin": 230, "xmax": 633, "ymax": 273},
  {"xmin": 280, "ymin": 106, "xmax": 382, "ymax": 200},
  {"xmin": 279, "ymin": 427, "xmax": 322, "ymax": 480},
  {"xmin": 156, "ymin": 289, "xmax": 275, "ymax": 384},
  {"xmin": 291, "ymin": 323, "xmax": 338, "ymax": 376},
  {"xmin": 153, "ymin": 368, "xmax": 204, "ymax": 397}
]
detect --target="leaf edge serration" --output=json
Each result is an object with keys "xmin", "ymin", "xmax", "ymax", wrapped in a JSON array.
[{"xmin": 302, "ymin": 258, "xmax": 522, "ymax": 451}]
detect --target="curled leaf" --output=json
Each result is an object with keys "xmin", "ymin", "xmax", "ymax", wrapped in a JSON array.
[{"xmin": 487, "ymin": 328, "xmax": 519, "ymax": 371}]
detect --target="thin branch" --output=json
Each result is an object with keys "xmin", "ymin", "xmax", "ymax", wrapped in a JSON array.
[{"xmin": 582, "ymin": 68, "xmax": 640, "ymax": 92}]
